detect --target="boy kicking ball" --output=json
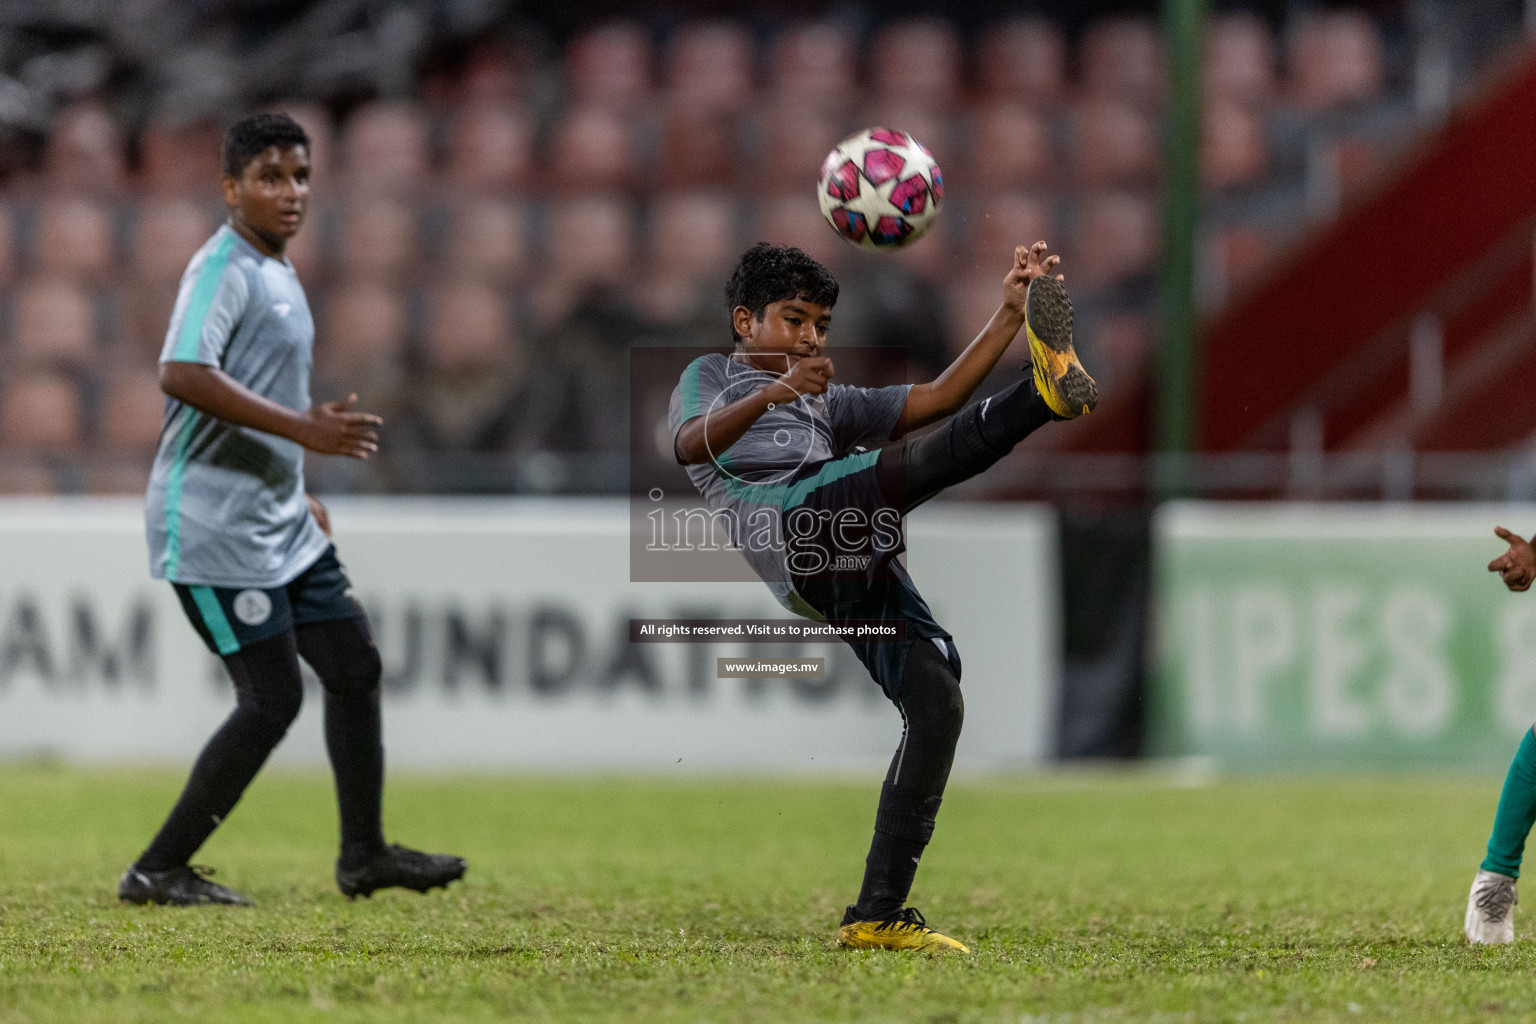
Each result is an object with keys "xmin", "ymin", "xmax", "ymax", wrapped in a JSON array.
[{"xmin": 668, "ymin": 240, "xmax": 1095, "ymax": 952}]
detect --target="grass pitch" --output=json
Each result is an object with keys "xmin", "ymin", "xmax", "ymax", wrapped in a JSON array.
[{"xmin": 0, "ymin": 767, "xmax": 1530, "ymax": 1023}]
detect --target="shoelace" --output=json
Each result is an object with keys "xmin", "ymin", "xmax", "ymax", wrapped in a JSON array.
[
  {"xmin": 873, "ymin": 907, "xmax": 930, "ymax": 932},
  {"xmin": 1476, "ymin": 879, "xmax": 1518, "ymax": 923}
]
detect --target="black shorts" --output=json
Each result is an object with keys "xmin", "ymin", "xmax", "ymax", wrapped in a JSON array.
[{"xmin": 173, "ymin": 545, "xmax": 364, "ymax": 656}]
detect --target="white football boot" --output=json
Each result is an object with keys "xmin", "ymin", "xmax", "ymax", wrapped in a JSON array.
[{"xmin": 1465, "ymin": 869, "xmax": 1518, "ymax": 944}]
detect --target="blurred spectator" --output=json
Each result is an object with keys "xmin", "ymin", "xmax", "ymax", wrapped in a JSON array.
[
  {"xmin": 516, "ymin": 290, "xmax": 640, "ymax": 454},
  {"xmin": 35, "ymin": 199, "xmax": 115, "ymax": 284},
  {"xmin": 442, "ymin": 199, "xmax": 528, "ymax": 285},
  {"xmin": 766, "ymin": 22, "xmax": 858, "ymax": 115},
  {"xmin": 12, "ymin": 278, "xmax": 98, "ymax": 368},
  {"xmin": 136, "ymin": 118, "xmax": 222, "ymax": 195},
  {"xmin": 869, "ymin": 18, "xmax": 962, "ymax": 112},
  {"xmin": 340, "ymin": 102, "xmax": 431, "ymax": 196},
  {"xmin": 0, "ymin": 371, "xmax": 84, "ymax": 452},
  {"xmin": 546, "ymin": 106, "xmax": 639, "ymax": 195},
  {"xmin": 1288, "ymin": 10, "xmax": 1385, "ymax": 109},
  {"xmin": 1081, "ymin": 17, "xmax": 1165, "ymax": 107},
  {"xmin": 965, "ymin": 102, "xmax": 1054, "ymax": 191},
  {"xmin": 336, "ymin": 201, "xmax": 418, "ymax": 284},
  {"xmin": 976, "ymin": 18, "xmax": 1068, "ymax": 106},
  {"xmin": 1201, "ymin": 98, "xmax": 1270, "ymax": 190},
  {"xmin": 664, "ymin": 21, "xmax": 755, "ymax": 113},
  {"xmin": 566, "ymin": 22, "xmax": 652, "ymax": 112},
  {"xmin": 445, "ymin": 104, "xmax": 533, "ymax": 194},
  {"xmin": 1070, "ymin": 99, "xmax": 1159, "ymax": 188},
  {"xmin": 1205, "ymin": 13, "xmax": 1277, "ymax": 105},
  {"xmin": 45, "ymin": 103, "xmax": 127, "ymax": 196}
]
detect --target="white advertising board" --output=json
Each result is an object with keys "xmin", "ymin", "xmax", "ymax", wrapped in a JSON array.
[{"xmin": 0, "ymin": 498, "xmax": 1058, "ymax": 772}]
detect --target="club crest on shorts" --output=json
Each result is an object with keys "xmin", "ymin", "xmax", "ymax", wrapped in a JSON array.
[{"xmin": 232, "ymin": 589, "xmax": 273, "ymax": 626}]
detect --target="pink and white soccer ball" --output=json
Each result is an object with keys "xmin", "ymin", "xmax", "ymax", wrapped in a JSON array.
[{"xmin": 817, "ymin": 127, "xmax": 944, "ymax": 250}]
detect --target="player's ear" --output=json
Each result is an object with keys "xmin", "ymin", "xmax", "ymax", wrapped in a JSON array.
[
  {"xmin": 731, "ymin": 305, "xmax": 755, "ymax": 342},
  {"xmin": 220, "ymin": 174, "xmax": 240, "ymax": 207}
]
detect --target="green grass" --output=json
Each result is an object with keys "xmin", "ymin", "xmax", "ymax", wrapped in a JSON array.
[{"xmin": 0, "ymin": 767, "xmax": 1531, "ymax": 1023}]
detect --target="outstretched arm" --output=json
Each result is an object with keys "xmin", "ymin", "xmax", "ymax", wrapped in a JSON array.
[
  {"xmin": 1490, "ymin": 526, "xmax": 1536, "ymax": 592},
  {"xmin": 674, "ymin": 356, "xmax": 834, "ymax": 465},
  {"xmin": 159, "ymin": 361, "xmax": 381, "ymax": 459},
  {"xmin": 889, "ymin": 241, "xmax": 1062, "ymax": 439}
]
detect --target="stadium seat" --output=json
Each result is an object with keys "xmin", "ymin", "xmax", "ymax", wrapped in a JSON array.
[
  {"xmin": 869, "ymin": 18, "xmax": 962, "ymax": 111},
  {"xmin": 275, "ymin": 102, "xmax": 335, "ymax": 178},
  {"xmin": 98, "ymin": 369, "xmax": 168, "ymax": 453},
  {"xmin": 340, "ymin": 102, "xmax": 431, "ymax": 196},
  {"xmin": 1081, "ymin": 17, "xmax": 1166, "ymax": 106},
  {"xmin": 657, "ymin": 101, "xmax": 741, "ymax": 190},
  {"xmin": 34, "ymin": 199, "xmax": 115, "ymax": 284},
  {"xmin": 0, "ymin": 371, "xmax": 85, "ymax": 452},
  {"xmin": 1073, "ymin": 192, "xmax": 1158, "ymax": 288},
  {"xmin": 1200, "ymin": 98, "xmax": 1270, "ymax": 190},
  {"xmin": 135, "ymin": 118, "xmax": 222, "ymax": 195},
  {"xmin": 0, "ymin": 204, "xmax": 15, "ymax": 285},
  {"xmin": 130, "ymin": 198, "xmax": 218, "ymax": 286},
  {"xmin": 976, "ymin": 18, "xmax": 1068, "ymax": 106},
  {"xmin": 754, "ymin": 100, "xmax": 847, "ymax": 195},
  {"xmin": 765, "ymin": 22, "xmax": 857, "ymax": 112},
  {"xmin": 424, "ymin": 280, "xmax": 515, "ymax": 373},
  {"xmin": 459, "ymin": 40, "xmax": 537, "ymax": 106},
  {"xmin": 664, "ymin": 21, "xmax": 756, "ymax": 113},
  {"xmin": 0, "ymin": 461, "xmax": 57, "ymax": 495},
  {"xmin": 441, "ymin": 199, "xmax": 528, "ymax": 285},
  {"xmin": 336, "ymin": 201, "xmax": 418, "ymax": 283},
  {"xmin": 44, "ymin": 102, "xmax": 127, "ymax": 196},
  {"xmin": 445, "ymin": 104, "xmax": 534, "ymax": 194},
  {"xmin": 964, "ymin": 192, "xmax": 1056, "ymax": 266},
  {"xmin": 754, "ymin": 194, "xmax": 847, "ymax": 271},
  {"xmin": 284, "ymin": 198, "xmax": 326, "ymax": 282},
  {"xmin": 537, "ymin": 197, "xmax": 636, "ymax": 319},
  {"xmin": 320, "ymin": 279, "xmax": 409, "ymax": 375},
  {"xmin": 1094, "ymin": 312, "xmax": 1154, "ymax": 383},
  {"xmin": 11, "ymin": 278, "xmax": 98, "ymax": 368},
  {"xmin": 546, "ymin": 106, "xmax": 638, "ymax": 194},
  {"xmin": 1205, "ymin": 13, "xmax": 1277, "ymax": 105},
  {"xmin": 636, "ymin": 191, "xmax": 737, "ymax": 321},
  {"xmin": 1288, "ymin": 10, "xmax": 1385, "ymax": 109},
  {"xmin": 83, "ymin": 460, "xmax": 152, "ymax": 495},
  {"xmin": 1070, "ymin": 99, "xmax": 1159, "ymax": 188},
  {"xmin": 565, "ymin": 21, "xmax": 653, "ymax": 112},
  {"xmin": 966, "ymin": 102, "xmax": 1054, "ymax": 190}
]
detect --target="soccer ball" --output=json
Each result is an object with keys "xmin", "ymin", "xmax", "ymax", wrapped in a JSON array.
[{"xmin": 816, "ymin": 127, "xmax": 944, "ymax": 250}]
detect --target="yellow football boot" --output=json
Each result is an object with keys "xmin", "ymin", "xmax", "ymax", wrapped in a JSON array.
[
  {"xmin": 1024, "ymin": 274, "xmax": 1097, "ymax": 419},
  {"xmin": 836, "ymin": 906, "xmax": 970, "ymax": 953}
]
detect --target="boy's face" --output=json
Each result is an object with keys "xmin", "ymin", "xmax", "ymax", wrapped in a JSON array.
[
  {"xmin": 221, "ymin": 144, "xmax": 310, "ymax": 255},
  {"xmin": 734, "ymin": 298, "xmax": 832, "ymax": 374}
]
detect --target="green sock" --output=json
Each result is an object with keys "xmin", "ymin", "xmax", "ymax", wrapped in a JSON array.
[{"xmin": 1482, "ymin": 727, "xmax": 1536, "ymax": 878}]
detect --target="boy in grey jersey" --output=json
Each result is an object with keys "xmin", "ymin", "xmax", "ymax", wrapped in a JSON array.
[
  {"xmin": 669, "ymin": 242, "xmax": 1096, "ymax": 952},
  {"xmin": 119, "ymin": 113, "xmax": 465, "ymax": 907}
]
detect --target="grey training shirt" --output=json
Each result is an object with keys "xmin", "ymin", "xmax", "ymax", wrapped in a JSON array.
[
  {"xmin": 667, "ymin": 352, "xmax": 910, "ymax": 610},
  {"xmin": 145, "ymin": 224, "xmax": 329, "ymax": 587}
]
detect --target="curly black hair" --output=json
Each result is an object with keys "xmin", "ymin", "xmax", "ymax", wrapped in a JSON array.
[
  {"xmin": 724, "ymin": 243, "xmax": 839, "ymax": 344},
  {"xmin": 222, "ymin": 113, "xmax": 310, "ymax": 178}
]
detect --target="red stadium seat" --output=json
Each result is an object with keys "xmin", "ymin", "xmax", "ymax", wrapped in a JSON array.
[
  {"xmin": 0, "ymin": 461, "xmax": 57, "ymax": 495},
  {"xmin": 442, "ymin": 199, "xmax": 528, "ymax": 285},
  {"xmin": 12, "ymin": 278, "xmax": 98, "ymax": 368},
  {"xmin": 425, "ymin": 281, "xmax": 514, "ymax": 372},
  {"xmin": 765, "ymin": 22, "xmax": 857, "ymax": 112},
  {"xmin": 320, "ymin": 280, "xmax": 409, "ymax": 375},
  {"xmin": 284, "ymin": 198, "xmax": 326, "ymax": 282},
  {"xmin": 131, "ymin": 198, "xmax": 218, "ymax": 286},
  {"xmin": 976, "ymin": 18, "xmax": 1068, "ymax": 106},
  {"xmin": 459, "ymin": 40, "xmax": 536, "ymax": 106},
  {"xmin": 755, "ymin": 100, "xmax": 847, "ymax": 196},
  {"xmin": 1200, "ymin": 98, "xmax": 1270, "ymax": 190},
  {"xmin": 340, "ymin": 102, "xmax": 431, "ymax": 196},
  {"xmin": 636, "ymin": 190, "xmax": 738, "ymax": 321},
  {"xmin": 1081, "ymin": 17, "xmax": 1166, "ymax": 106},
  {"xmin": 869, "ymin": 19, "xmax": 962, "ymax": 111},
  {"xmin": 753, "ymin": 194, "xmax": 847, "ymax": 272},
  {"xmin": 546, "ymin": 106, "xmax": 639, "ymax": 195},
  {"xmin": 336, "ymin": 201, "xmax": 418, "ymax": 283},
  {"xmin": 98, "ymin": 369, "xmax": 168, "ymax": 454},
  {"xmin": 1205, "ymin": 13, "xmax": 1277, "ymax": 105},
  {"xmin": 0, "ymin": 204, "xmax": 15, "ymax": 285},
  {"xmin": 120, "ymin": 289, "xmax": 176, "ymax": 358},
  {"xmin": 657, "ymin": 101, "xmax": 741, "ymax": 191},
  {"xmin": 566, "ymin": 22, "xmax": 653, "ymax": 112},
  {"xmin": 1095, "ymin": 312, "xmax": 1155, "ymax": 383},
  {"xmin": 84, "ymin": 461, "xmax": 152, "ymax": 495},
  {"xmin": 445, "ymin": 104, "xmax": 534, "ymax": 194},
  {"xmin": 664, "ymin": 21, "xmax": 756, "ymax": 113},
  {"xmin": 274, "ymin": 102, "xmax": 335, "ymax": 178},
  {"xmin": 1073, "ymin": 192, "xmax": 1158, "ymax": 288},
  {"xmin": 35, "ymin": 199, "xmax": 115, "ymax": 284},
  {"xmin": 966, "ymin": 102, "xmax": 1054, "ymax": 190},
  {"xmin": 964, "ymin": 193, "xmax": 1056, "ymax": 266},
  {"xmin": 1287, "ymin": 11, "xmax": 1384, "ymax": 110},
  {"xmin": 44, "ymin": 103, "xmax": 127, "ymax": 196},
  {"xmin": 0, "ymin": 371, "xmax": 85, "ymax": 452},
  {"xmin": 537, "ymin": 197, "xmax": 637, "ymax": 320},
  {"xmin": 1070, "ymin": 99, "xmax": 1159, "ymax": 188},
  {"xmin": 136, "ymin": 118, "xmax": 223, "ymax": 196}
]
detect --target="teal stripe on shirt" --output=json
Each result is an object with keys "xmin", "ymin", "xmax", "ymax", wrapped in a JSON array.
[
  {"xmin": 173, "ymin": 230, "xmax": 237, "ymax": 361},
  {"xmin": 189, "ymin": 585, "xmax": 241, "ymax": 655},
  {"xmin": 681, "ymin": 357, "xmax": 704, "ymax": 421},
  {"xmin": 715, "ymin": 448, "xmax": 880, "ymax": 511}
]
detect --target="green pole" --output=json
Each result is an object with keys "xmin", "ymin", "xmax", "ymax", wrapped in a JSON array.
[{"xmin": 1157, "ymin": 0, "xmax": 1205, "ymax": 492}]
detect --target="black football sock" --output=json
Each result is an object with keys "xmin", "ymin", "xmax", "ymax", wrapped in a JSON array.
[
  {"xmin": 877, "ymin": 378, "xmax": 1054, "ymax": 512},
  {"xmin": 296, "ymin": 617, "xmax": 387, "ymax": 870},
  {"xmin": 854, "ymin": 641, "xmax": 965, "ymax": 920},
  {"xmin": 135, "ymin": 632, "xmax": 304, "ymax": 872}
]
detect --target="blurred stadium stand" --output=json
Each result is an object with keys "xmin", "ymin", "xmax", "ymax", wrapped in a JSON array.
[{"xmin": 0, "ymin": 0, "xmax": 1529, "ymax": 497}]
